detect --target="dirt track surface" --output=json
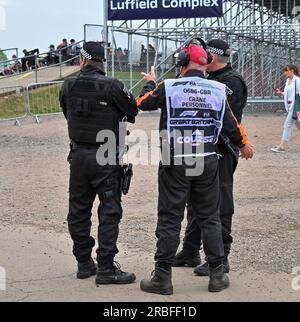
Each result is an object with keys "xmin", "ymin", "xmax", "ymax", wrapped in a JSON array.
[{"xmin": 0, "ymin": 113, "xmax": 299, "ymax": 302}]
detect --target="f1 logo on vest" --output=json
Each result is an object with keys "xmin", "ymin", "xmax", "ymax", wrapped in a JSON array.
[{"xmin": 180, "ymin": 111, "xmax": 199, "ymax": 117}]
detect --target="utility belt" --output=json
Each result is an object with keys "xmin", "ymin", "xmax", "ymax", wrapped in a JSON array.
[
  {"xmin": 67, "ymin": 141, "xmax": 133, "ymax": 196},
  {"xmin": 72, "ymin": 141, "xmax": 103, "ymax": 149},
  {"xmin": 67, "ymin": 141, "xmax": 101, "ymax": 164}
]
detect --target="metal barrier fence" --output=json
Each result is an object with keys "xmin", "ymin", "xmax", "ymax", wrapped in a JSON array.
[
  {"xmin": 26, "ymin": 81, "xmax": 63, "ymax": 123},
  {"xmin": 0, "ymin": 81, "xmax": 64, "ymax": 125},
  {"xmin": 245, "ymin": 98, "xmax": 285, "ymax": 113},
  {"xmin": 0, "ymin": 86, "xmax": 27, "ymax": 126},
  {"xmin": 0, "ymin": 81, "xmax": 287, "ymax": 126}
]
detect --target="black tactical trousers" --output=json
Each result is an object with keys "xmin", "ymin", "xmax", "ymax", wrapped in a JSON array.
[
  {"xmin": 183, "ymin": 151, "xmax": 238, "ymax": 258},
  {"xmin": 68, "ymin": 147, "xmax": 122, "ymax": 264},
  {"xmin": 155, "ymin": 155, "xmax": 224, "ymax": 268}
]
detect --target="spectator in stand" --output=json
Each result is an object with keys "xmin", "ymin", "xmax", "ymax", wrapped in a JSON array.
[
  {"xmin": 57, "ymin": 38, "xmax": 70, "ymax": 63},
  {"xmin": 70, "ymin": 39, "xmax": 81, "ymax": 65},
  {"xmin": 108, "ymin": 48, "xmax": 113, "ymax": 59},
  {"xmin": 2, "ymin": 64, "xmax": 12, "ymax": 76},
  {"xmin": 48, "ymin": 44, "xmax": 60, "ymax": 64},
  {"xmin": 21, "ymin": 49, "xmax": 39, "ymax": 71},
  {"xmin": 36, "ymin": 45, "xmax": 59, "ymax": 68},
  {"xmin": 148, "ymin": 44, "xmax": 156, "ymax": 65},
  {"xmin": 9, "ymin": 55, "xmax": 21, "ymax": 73},
  {"xmin": 1, "ymin": 55, "xmax": 21, "ymax": 75},
  {"xmin": 140, "ymin": 44, "xmax": 147, "ymax": 68},
  {"xmin": 116, "ymin": 47, "xmax": 124, "ymax": 61},
  {"xmin": 123, "ymin": 48, "xmax": 129, "ymax": 62},
  {"xmin": 50, "ymin": 45, "xmax": 60, "ymax": 64}
]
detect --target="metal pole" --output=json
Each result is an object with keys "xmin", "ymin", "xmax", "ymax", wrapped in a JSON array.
[
  {"xmin": 103, "ymin": 0, "xmax": 109, "ymax": 74},
  {"xmin": 129, "ymin": 20, "xmax": 133, "ymax": 89},
  {"xmin": 112, "ymin": 22, "xmax": 115, "ymax": 78},
  {"xmin": 147, "ymin": 21, "xmax": 150, "ymax": 72},
  {"xmin": 251, "ymin": 40, "xmax": 255, "ymax": 98},
  {"xmin": 59, "ymin": 49, "xmax": 62, "ymax": 79},
  {"xmin": 154, "ymin": 19, "xmax": 159, "ymax": 74},
  {"xmin": 35, "ymin": 54, "xmax": 38, "ymax": 83}
]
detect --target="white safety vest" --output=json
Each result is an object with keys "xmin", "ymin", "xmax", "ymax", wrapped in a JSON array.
[{"xmin": 165, "ymin": 77, "xmax": 226, "ymax": 158}]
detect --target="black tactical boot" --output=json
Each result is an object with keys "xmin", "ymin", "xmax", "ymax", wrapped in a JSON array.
[
  {"xmin": 208, "ymin": 264, "xmax": 230, "ymax": 293},
  {"xmin": 224, "ymin": 259, "xmax": 230, "ymax": 274},
  {"xmin": 140, "ymin": 267, "xmax": 173, "ymax": 295},
  {"xmin": 96, "ymin": 262, "xmax": 136, "ymax": 285},
  {"xmin": 77, "ymin": 258, "xmax": 97, "ymax": 279},
  {"xmin": 172, "ymin": 250, "xmax": 201, "ymax": 267},
  {"xmin": 194, "ymin": 261, "xmax": 209, "ymax": 276},
  {"xmin": 194, "ymin": 259, "xmax": 230, "ymax": 276}
]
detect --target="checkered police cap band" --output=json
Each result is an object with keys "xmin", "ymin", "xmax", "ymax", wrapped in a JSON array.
[
  {"xmin": 208, "ymin": 46, "xmax": 231, "ymax": 57},
  {"xmin": 80, "ymin": 48, "xmax": 93, "ymax": 60}
]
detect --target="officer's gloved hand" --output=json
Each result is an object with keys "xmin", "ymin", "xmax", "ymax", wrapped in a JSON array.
[{"xmin": 141, "ymin": 66, "xmax": 156, "ymax": 83}]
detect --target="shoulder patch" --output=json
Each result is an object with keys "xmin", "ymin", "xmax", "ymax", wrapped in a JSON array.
[
  {"xmin": 123, "ymin": 85, "xmax": 131, "ymax": 97},
  {"xmin": 226, "ymin": 85, "xmax": 234, "ymax": 96}
]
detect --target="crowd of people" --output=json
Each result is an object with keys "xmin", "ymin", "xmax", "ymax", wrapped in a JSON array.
[
  {"xmin": 1, "ymin": 40, "xmax": 169, "ymax": 77},
  {"xmin": 0, "ymin": 38, "xmax": 81, "ymax": 76},
  {"xmin": 108, "ymin": 43, "xmax": 174, "ymax": 72},
  {"xmin": 108, "ymin": 43, "xmax": 157, "ymax": 66}
]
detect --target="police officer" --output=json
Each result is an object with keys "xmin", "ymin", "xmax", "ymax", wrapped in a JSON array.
[
  {"xmin": 137, "ymin": 39, "xmax": 254, "ymax": 294},
  {"xmin": 59, "ymin": 42, "xmax": 138, "ymax": 284},
  {"xmin": 173, "ymin": 39, "xmax": 250, "ymax": 276}
]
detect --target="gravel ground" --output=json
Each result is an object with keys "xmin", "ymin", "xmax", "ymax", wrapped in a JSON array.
[{"xmin": 0, "ymin": 112, "xmax": 299, "ymax": 301}]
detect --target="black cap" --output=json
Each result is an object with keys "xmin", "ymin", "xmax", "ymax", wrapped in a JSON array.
[
  {"xmin": 80, "ymin": 41, "xmax": 106, "ymax": 62},
  {"xmin": 207, "ymin": 39, "xmax": 231, "ymax": 57}
]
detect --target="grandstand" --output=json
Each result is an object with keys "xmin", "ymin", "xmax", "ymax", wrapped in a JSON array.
[
  {"xmin": 96, "ymin": 0, "xmax": 300, "ymax": 103},
  {"xmin": 0, "ymin": 41, "xmax": 83, "ymax": 88}
]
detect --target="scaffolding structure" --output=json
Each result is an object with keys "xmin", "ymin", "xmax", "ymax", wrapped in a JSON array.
[{"xmin": 85, "ymin": 1, "xmax": 300, "ymax": 107}]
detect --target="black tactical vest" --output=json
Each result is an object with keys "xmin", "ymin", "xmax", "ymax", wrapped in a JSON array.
[{"xmin": 65, "ymin": 75, "xmax": 120, "ymax": 144}]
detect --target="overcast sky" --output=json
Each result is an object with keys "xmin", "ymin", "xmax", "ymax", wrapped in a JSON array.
[{"xmin": 0, "ymin": 0, "xmax": 105, "ymax": 58}]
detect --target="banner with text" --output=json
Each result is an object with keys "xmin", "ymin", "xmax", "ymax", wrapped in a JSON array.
[{"xmin": 108, "ymin": 0, "xmax": 223, "ymax": 21}]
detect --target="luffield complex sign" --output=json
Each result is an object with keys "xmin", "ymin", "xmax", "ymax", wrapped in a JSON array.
[{"xmin": 108, "ymin": 0, "xmax": 223, "ymax": 20}]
